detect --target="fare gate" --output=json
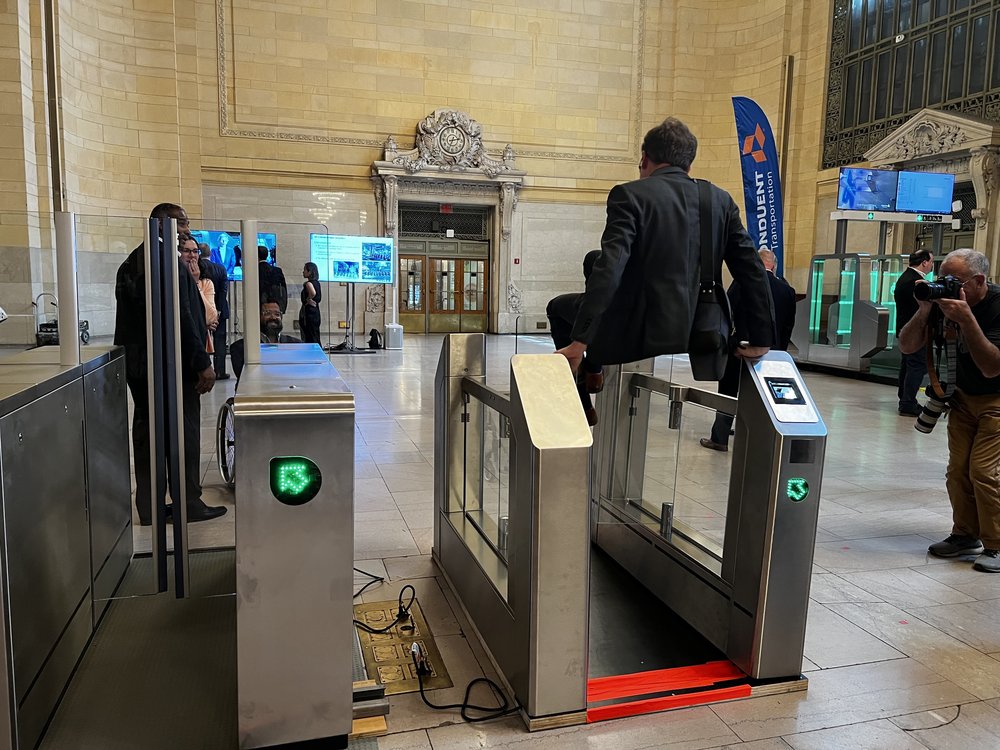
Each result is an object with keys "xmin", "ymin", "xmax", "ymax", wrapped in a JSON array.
[{"xmin": 433, "ymin": 334, "xmax": 827, "ymax": 728}]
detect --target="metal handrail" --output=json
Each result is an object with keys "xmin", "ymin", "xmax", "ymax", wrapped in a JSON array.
[
  {"xmin": 461, "ymin": 377, "xmax": 511, "ymax": 417},
  {"xmin": 629, "ymin": 372, "xmax": 737, "ymax": 414}
]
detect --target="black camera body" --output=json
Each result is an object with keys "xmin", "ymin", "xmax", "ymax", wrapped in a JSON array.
[{"xmin": 914, "ymin": 274, "xmax": 963, "ymax": 302}]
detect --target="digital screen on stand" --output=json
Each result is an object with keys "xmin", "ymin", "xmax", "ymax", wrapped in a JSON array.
[
  {"xmin": 309, "ymin": 234, "xmax": 395, "ymax": 284},
  {"xmin": 836, "ymin": 168, "xmax": 899, "ymax": 212},
  {"xmin": 895, "ymin": 171, "xmax": 955, "ymax": 215},
  {"xmin": 191, "ymin": 230, "xmax": 277, "ymax": 282}
]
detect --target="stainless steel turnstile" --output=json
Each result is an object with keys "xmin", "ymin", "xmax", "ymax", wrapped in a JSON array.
[
  {"xmin": 593, "ymin": 352, "xmax": 827, "ymax": 681},
  {"xmin": 234, "ymin": 348, "xmax": 355, "ymax": 749},
  {"xmin": 434, "ymin": 335, "xmax": 827, "ymax": 729}
]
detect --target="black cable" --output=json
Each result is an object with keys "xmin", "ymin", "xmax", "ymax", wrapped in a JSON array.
[
  {"xmin": 353, "ymin": 567, "xmax": 385, "ymax": 599},
  {"xmin": 410, "ymin": 643, "xmax": 520, "ymax": 722},
  {"xmin": 353, "ymin": 584, "xmax": 416, "ymax": 634}
]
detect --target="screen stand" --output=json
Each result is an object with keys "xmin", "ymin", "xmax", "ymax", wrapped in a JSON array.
[{"xmin": 327, "ymin": 283, "xmax": 375, "ymax": 355}]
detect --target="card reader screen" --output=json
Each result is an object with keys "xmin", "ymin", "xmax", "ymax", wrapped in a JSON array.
[{"xmin": 764, "ymin": 377, "xmax": 806, "ymax": 405}]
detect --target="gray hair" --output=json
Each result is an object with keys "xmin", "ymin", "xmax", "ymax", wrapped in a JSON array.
[{"xmin": 945, "ymin": 248, "xmax": 990, "ymax": 278}]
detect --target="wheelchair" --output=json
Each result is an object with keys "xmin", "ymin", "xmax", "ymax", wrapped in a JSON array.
[{"xmin": 216, "ymin": 397, "xmax": 236, "ymax": 487}]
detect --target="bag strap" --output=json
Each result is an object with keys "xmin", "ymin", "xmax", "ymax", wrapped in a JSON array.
[{"xmin": 697, "ymin": 180, "xmax": 714, "ymax": 290}]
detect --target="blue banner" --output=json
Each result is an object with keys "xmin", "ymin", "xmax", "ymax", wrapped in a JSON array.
[{"xmin": 732, "ymin": 97, "xmax": 784, "ymax": 276}]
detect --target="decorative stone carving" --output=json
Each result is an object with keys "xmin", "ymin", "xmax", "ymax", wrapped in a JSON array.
[
  {"xmin": 389, "ymin": 110, "xmax": 515, "ymax": 177},
  {"xmin": 382, "ymin": 175, "xmax": 398, "ymax": 236},
  {"xmin": 507, "ymin": 282, "xmax": 523, "ymax": 314},
  {"xmin": 970, "ymin": 147, "xmax": 1000, "ymax": 230},
  {"xmin": 887, "ymin": 120, "xmax": 968, "ymax": 161},
  {"xmin": 365, "ymin": 285, "xmax": 386, "ymax": 313},
  {"xmin": 384, "ymin": 135, "xmax": 398, "ymax": 158},
  {"xmin": 499, "ymin": 182, "xmax": 518, "ymax": 241}
]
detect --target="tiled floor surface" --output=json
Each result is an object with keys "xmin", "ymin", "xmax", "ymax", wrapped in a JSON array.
[{"xmin": 155, "ymin": 334, "xmax": 1000, "ymax": 749}]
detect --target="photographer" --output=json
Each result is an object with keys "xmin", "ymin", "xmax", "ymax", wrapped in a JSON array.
[{"xmin": 899, "ymin": 249, "xmax": 1000, "ymax": 573}]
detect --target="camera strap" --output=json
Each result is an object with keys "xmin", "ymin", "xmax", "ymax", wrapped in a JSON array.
[{"xmin": 924, "ymin": 323, "xmax": 957, "ymax": 400}]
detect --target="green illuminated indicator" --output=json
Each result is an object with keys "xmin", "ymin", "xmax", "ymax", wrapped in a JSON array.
[
  {"xmin": 916, "ymin": 215, "xmax": 924, "ymax": 222},
  {"xmin": 867, "ymin": 212, "xmax": 874, "ymax": 220},
  {"xmin": 269, "ymin": 456, "xmax": 322, "ymax": 505},
  {"xmin": 787, "ymin": 477, "xmax": 810, "ymax": 502}
]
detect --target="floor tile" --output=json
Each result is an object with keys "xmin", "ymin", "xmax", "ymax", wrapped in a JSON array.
[
  {"xmin": 808, "ymin": 574, "xmax": 882, "ymax": 605},
  {"xmin": 827, "ymin": 602, "xmax": 1000, "ymax": 700},
  {"xmin": 812, "ymin": 535, "xmax": 950, "ymax": 573},
  {"xmin": 803, "ymin": 602, "xmax": 904, "ymax": 668},
  {"xmin": 782, "ymin": 718, "xmax": 927, "ymax": 749},
  {"xmin": 896, "ymin": 700, "xmax": 1000, "ymax": 748},
  {"xmin": 839, "ymin": 568, "xmax": 975, "ymax": 608},
  {"xmin": 709, "ymin": 658, "xmax": 976, "ymax": 741},
  {"xmin": 384, "ymin": 555, "xmax": 438, "ymax": 581},
  {"xmin": 905, "ymin": 599, "xmax": 1000, "ymax": 654},
  {"xmin": 376, "ymin": 729, "xmax": 432, "ymax": 749}
]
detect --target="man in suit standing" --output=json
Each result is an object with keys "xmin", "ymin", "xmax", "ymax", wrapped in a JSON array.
[
  {"xmin": 200, "ymin": 243, "xmax": 230, "ymax": 380},
  {"xmin": 555, "ymin": 118, "xmax": 774, "ymax": 381},
  {"xmin": 700, "ymin": 249, "xmax": 796, "ymax": 452},
  {"xmin": 258, "ymin": 245, "xmax": 288, "ymax": 314},
  {"xmin": 114, "ymin": 203, "xmax": 226, "ymax": 525},
  {"xmin": 895, "ymin": 249, "xmax": 934, "ymax": 416}
]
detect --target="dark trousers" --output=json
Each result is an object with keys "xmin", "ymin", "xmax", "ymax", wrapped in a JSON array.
[
  {"xmin": 898, "ymin": 346, "xmax": 927, "ymax": 411},
  {"xmin": 213, "ymin": 323, "xmax": 228, "ymax": 376},
  {"xmin": 300, "ymin": 306, "xmax": 321, "ymax": 344},
  {"xmin": 547, "ymin": 292, "xmax": 602, "ymax": 412},
  {"xmin": 709, "ymin": 354, "xmax": 741, "ymax": 446},
  {"xmin": 127, "ymin": 374, "xmax": 203, "ymax": 525}
]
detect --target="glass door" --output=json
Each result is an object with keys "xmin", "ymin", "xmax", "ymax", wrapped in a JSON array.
[
  {"xmin": 399, "ymin": 255, "xmax": 426, "ymax": 334},
  {"xmin": 429, "ymin": 258, "xmax": 460, "ymax": 333},
  {"xmin": 460, "ymin": 259, "xmax": 487, "ymax": 332}
]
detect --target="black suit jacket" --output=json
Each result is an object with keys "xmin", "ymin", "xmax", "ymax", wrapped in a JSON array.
[
  {"xmin": 894, "ymin": 266, "xmax": 923, "ymax": 336},
  {"xmin": 203, "ymin": 259, "xmax": 229, "ymax": 321},
  {"xmin": 728, "ymin": 271, "xmax": 796, "ymax": 351},
  {"xmin": 572, "ymin": 166, "xmax": 775, "ymax": 364},
  {"xmin": 259, "ymin": 262, "xmax": 288, "ymax": 313},
  {"xmin": 114, "ymin": 243, "xmax": 211, "ymax": 382}
]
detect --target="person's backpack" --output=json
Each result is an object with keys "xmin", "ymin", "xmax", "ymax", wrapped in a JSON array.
[{"xmin": 368, "ymin": 328, "xmax": 383, "ymax": 350}]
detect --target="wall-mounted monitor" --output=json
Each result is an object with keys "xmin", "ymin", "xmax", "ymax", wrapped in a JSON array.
[
  {"xmin": 310, "ymin": 234, "xmax": 395, "ymax": 285},
  {"xmin": 895, "ymin": 171, "xmax": 956, "ymax": 215},
  {"xmin": 191, "ymin": 230, "xmax": 277, "ymax": 282},
  {"xmin": 836, "ymin": 168, "xmax": 898, "ymax": 212}
]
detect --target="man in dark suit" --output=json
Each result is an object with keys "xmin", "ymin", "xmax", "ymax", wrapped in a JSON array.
[
  {"xmin": 555, "ymin": 117, "xmax": 774, "ymax": 379},
  {"xmin": 895, "ymin": 249, "xmax": 934, "ymax": 416},
  {"xmin": 258, "ymin": 245, "xmax": 288, "ymax": 313},
  {"xmin": 200, "ymin": 243, "xmax": 230, "ymax": 380},
  {"xmin": 701, "ymin": 249, "xmax": 796, "ymax": 451},
  {"xmin": 114, "ymin": 203, "xmax": 227, "ymax": 525}
]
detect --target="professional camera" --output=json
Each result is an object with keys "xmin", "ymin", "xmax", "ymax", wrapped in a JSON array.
[
  {"xmin": 913, "ymin": 275, "xmax": 963, "ymax": 302},
  {"xmin": 914, "ymin": 395, "xmax": 950, "ymax": 434}
]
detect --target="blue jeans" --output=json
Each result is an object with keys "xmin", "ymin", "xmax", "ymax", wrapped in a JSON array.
[{"xmin": 898, "ymin": 347, "xmax": 927, "ymax": 412}]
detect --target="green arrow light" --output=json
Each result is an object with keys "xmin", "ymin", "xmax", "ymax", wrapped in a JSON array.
[
  {"xmin": 787, "ymin": 477, "xmax": 810, "ymax": 503},
  {"xmin": 867, "ymin": 212, "xmax": 874, "ymax": 220},
  {"xmin": 270, "ymin": 456, "xmax": 322, "ymax": 505}
]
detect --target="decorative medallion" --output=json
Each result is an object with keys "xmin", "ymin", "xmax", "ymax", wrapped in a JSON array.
[
  {"xmin": 388, "ymin": 109, "xmax": 516, "ymax": 178},
  {"xmin": 886, "ymin": 121, "xmax": 969, "ymax": 161}
]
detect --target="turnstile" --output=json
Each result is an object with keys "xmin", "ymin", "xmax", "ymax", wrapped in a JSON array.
[
  {"xmin": 433, "ymin": 335, "xmax": 827, "ymax": 729},
  {"xmin": 234, "ymin": 350, "xmax": 355, "ymax": 749}
]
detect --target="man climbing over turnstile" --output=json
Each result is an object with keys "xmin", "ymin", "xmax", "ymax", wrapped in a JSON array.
[{"xmin": 551, "ymin": 117, "xmax": 775, "ymax": 390}]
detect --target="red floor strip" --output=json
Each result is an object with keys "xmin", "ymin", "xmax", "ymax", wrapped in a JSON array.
[
  {"xmin": 586, "ymin": 684, "xmax": 753, "ymax": 723},
  {"xmin": 587, "ymin": 660, "xmax": 745, "ymax": 703}
]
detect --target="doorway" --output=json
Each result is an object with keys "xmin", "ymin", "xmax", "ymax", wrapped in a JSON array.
[{"xmin": 397, "ymin": 203, "xmax": 491, "ymax": 334}]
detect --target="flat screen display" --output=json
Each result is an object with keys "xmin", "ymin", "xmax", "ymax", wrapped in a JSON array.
[
  {"xmin": 763, "ymin": 377, "xmax": 806, "ymax": 406},
  {"xmin": 191, "ymin": 230, "xmax": 277, "ymax": 282},
  {"xmin": 895, "ymin": 171, "xmax": 955, "ymax": 214},
  {"xmin": 836, "ymin": 168, "xmax": 898, "ymax": 211},
  {"xmin": 310, "ymin": 234, "xmax": 395, "ymax": 285}
]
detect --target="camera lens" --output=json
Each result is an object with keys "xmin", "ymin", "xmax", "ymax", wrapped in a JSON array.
[
  {"xmin": 915, "ymin": 397, "xmax": 948, "ymax": 434},
  {"xmin": 913, "ymin": 282, "xmax": 943, "ymax": 302}
]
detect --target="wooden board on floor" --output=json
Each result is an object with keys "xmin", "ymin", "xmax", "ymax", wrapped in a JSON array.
[{"xmin": 350, "ymin": 716, "xmax": 387, "ymax": 739}]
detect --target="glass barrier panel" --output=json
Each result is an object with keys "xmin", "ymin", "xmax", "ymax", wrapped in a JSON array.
[{"xmin": 669, "ymin": 398, "xmax": 733, "ymax": 559}]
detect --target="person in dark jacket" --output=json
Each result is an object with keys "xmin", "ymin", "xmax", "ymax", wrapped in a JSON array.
[
  {"xmin": 547, "ymin": 250, "xmax": 603, "ymax": 425},
  {"xmin": 556, "ymin": 117, "xmax": 774, "ymax": 377},
  {"xmin": 114, "ymin": 203, "xmax": 226, "ymax": 525},
  {"xmin": 200, "ymin": 243, "xmax": 230, "ymax": 380},
  {"xmin": 258, "ymin": 245, "xmax": 288, "ymax": 313},
  {"xmin": 895, "ymin": 250, "xmax": 934, "ymax": 416},
  {"xmin": 230, "ymin": 300, "xmax": 302, "ymax": 383},
  {"xmin": 701, "ymin": 249, "xmax": 796, "ymax": 452}
]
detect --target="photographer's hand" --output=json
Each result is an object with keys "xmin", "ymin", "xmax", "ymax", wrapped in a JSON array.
[{"xmin": 936, "ymin": 289, "xmax": 975, "ymax": 327}]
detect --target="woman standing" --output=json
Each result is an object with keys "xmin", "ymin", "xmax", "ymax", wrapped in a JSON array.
[
  {"xmin": 299, "ymin": 261, "xmax": 322, "ymax": 344},
  {"xmin": 181, "ymin": 234, "xmax": 218, "ymax": 352}
]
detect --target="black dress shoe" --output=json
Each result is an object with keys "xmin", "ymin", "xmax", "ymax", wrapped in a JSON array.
[
  {"xmin": 216, "ymin": 373, "xmax": 231, "ymax": 381},
  {"xmin": 167, "ymin": 504, "xmax": 227, "ymax": 523},
  {"xmin": 699, "ymin": 437, "xmax": 729, "ymax": 452}
]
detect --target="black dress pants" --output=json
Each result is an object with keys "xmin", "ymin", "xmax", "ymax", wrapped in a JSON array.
[
  {"xmin": 547, "ymin": 292, "xmax": 602, "ymax": 414},
  {"xmin": 212, "ymin": 323, "xmax": 228, "ymax": 376},
  {"xmin": 127, "ymin": 372, "xmax": 203, "ymax": 525},
  {"xmin": 709, "ymin": 354, "xmax": 741, "ymax": 447},
  {"xmin": 300, "ymin": 305, "xmax": 321, "ymax": 344}
]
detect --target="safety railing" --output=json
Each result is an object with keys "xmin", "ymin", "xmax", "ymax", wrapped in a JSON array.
[{"xmin": 434, "ymin": 333, "xmax": 592, "ymax": 728}]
